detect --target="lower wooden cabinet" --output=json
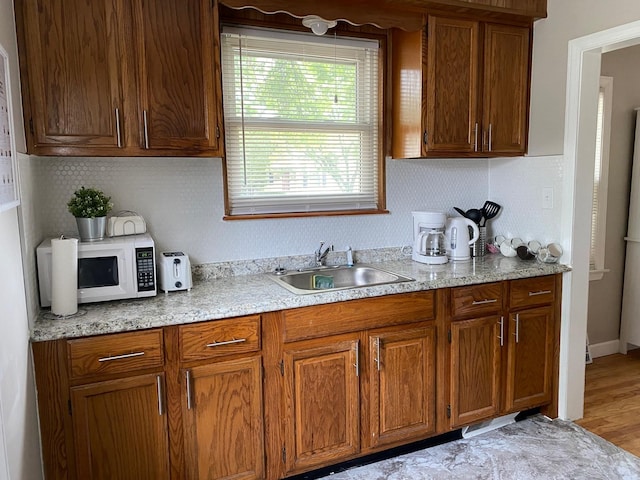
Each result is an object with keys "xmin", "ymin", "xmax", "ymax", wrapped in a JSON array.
[
  {"xmin": 449, "ymin": 315, "xmax": 502, "ymax": 428},
  {"xmin": 282, "ymin": 336, "xmax": 361, "ymax": 474},
  {"xmin": 70, "ymin": 373, "xmax": 171, "ymax": 480},
  {"xmin": 32, "ymin": 278, "xmax": 560, "ymax": 480},
  {"xmin": 368, "ymin": 326, "xmax": 437, "ymax": 448},
  {"xmin": 182, "ymin": 356, "xmax": 265, "ymax": 480}
]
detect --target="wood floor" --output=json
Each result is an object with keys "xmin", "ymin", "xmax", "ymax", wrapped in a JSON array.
[{"xmin": 576, "ymin": 348, "xmax": 640, "ymax": 457}]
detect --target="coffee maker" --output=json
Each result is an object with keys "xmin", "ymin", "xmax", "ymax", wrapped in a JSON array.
[{"xmin": 412, "ymin": 211, "xmax": 448, "ymax": 265}]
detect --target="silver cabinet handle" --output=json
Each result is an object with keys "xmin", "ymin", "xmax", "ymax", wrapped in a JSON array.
[
  {"xmin": 474, "ymin": 122, "xmax": 478, "ymax": 152},
  {"xmin": 143, "ymin": 110, "xmax": 149, "ymax": 149},
  {"xmin": 98, "ymin": 351, "xmax": 145, "ymax": 362},
  {"xmin": 186, "ymin": 370, "xmax": 193, "ymax": 410},
  {"xmin": 472, "ymin": 299, "xmax": 498, "ymax": 305},
  {"xmin": 375, "ymin": 337, "xmax": 381, "ymax": 372},
  {"xmin": 513, "ymin": 314, "xmax": 520, "ymax": 343},
  {"xmin": 156, "ymin": 375, "xmax": 164, "ymax": 416},
  {"xmin": 498, "ymin": 316, "xmax": 504, "ymax": 347},
  {"xmin": 115, "ymin": 108, "xmax": 122, "ymax": 148},
  {"xmin": 488, "ymin": 123, "xmax": 493, "ymax": 152},
  {"xmin": 206, "ymin": 338, "xmax": 247, "ymax": 348},
  {"xmin": 354, "ymin": 341, "xmax": 360, "ymax": 377},
  {"xmin": 529, "ymin": 290, "xmax": 552, "ymax": 297}
]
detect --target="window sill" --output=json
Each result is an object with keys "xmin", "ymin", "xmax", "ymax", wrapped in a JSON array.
[
  {"xmin": 224, "ymin": 209, "xmax": 390, "ymax": 221},
  {"xmin": 589, "ymin": 269, "xmax": 610, "ymax": 281}
]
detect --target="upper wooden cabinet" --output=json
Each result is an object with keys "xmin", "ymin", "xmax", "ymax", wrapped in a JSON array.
[
  {"xmin": 391, "ymin": 15, "xmax": 531, "ymax": 158},
  {"xmin": 16, "ymin": 0, "xmax": 224, "ymax": 156}
]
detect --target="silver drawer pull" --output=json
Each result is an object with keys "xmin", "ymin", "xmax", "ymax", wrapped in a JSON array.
[
  {"xmin": 206, "ymin": 338, "xmax": 247, "ymax": 348},
  {"xmin": 98, "ymin": 351, "xmax": 145, "ymax": 362},
  {"xmin": 529, "ymin": 290, "xmax": 552, "ymax": 297},
  {"xmin": 472, "ymin": 299, "xmax": 498, "ymax": 305}
]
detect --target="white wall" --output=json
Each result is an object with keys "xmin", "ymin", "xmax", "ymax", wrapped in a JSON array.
[
  {"xmin": 529, "ymin": 0, "xmax": 640, "ymax": 156},
  {"xmin": 0, "ymin": 0, "xmax": 43, "ymax": 478}
]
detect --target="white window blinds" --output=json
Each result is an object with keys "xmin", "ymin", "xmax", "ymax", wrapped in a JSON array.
[{"xmin": 221, "ymin": 26, "xmax": 381, "ymax": 216}]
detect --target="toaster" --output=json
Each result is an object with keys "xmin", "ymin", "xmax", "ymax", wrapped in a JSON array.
[{"xmin": 158, "ymin": 252, "xmax": 192, "ymax": 292}]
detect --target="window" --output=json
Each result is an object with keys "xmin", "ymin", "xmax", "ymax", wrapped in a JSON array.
[
  {"xmin": 590, "ymin": 76, "xmax": 613, "ymax": 281},
  {"xmin": 221, "ymin": 26, "xmax": 383, "ymax": 217}
]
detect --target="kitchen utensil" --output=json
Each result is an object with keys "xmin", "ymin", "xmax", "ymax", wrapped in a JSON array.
[
  {"xmin": 471, "ymin": 226, "xmax": 487, "ymax": 258},
  {"xmin": 480, "ymin": 201, "xmax": 502, "ymax": 226},
  {"xmin": 445, "ymin": 216, "xmax": 480, "ymax": 262},
  {"xmin": 454, "ymin": 207, "xmax": 468, "ymax": 218},
  {"xmin": 465, "ymin": 208, "xmax": 483, "ymax": 224},
  {"xmin": 412, "ymin": 211, "xmax": 448, "ymax": 265}
]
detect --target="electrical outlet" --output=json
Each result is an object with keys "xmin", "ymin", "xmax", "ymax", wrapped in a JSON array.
[{"xmin": 542, "ymin": 187, "xmax": 554, "ymax": 209}]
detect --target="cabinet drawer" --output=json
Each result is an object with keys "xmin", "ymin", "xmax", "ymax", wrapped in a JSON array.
[
  {"xmin": 451, "ymin": 282, "xmax": 503, "ymax": 319},
  {"xmin": 510, "ymin": 275, "xmax": 556, "ymax": 309},
  {"xmin": 67, "ymin": 329, "xmax": 164, "ymax": 380},
  {"xmin": 179, "ymin": 316, "xmax": 261, "ymax": 362}
]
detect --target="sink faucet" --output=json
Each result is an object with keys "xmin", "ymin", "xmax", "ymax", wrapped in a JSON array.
[{"xmin": 315, "ymin": 242, "xmax": 333, "ymax": 266}]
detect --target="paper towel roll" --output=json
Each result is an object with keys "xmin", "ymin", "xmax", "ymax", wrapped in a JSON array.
[{"xmin": 51, "ymin": 237, "xmax": 78, "ymax": 316}]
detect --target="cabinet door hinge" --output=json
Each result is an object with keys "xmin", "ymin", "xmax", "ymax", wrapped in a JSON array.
[
  {"xmin": 279, "ymin": 360, "xmax": 284, "ymax": 376},
  {"xmin": 448, "ymin": 330, "xmax": 451, "ymax": 343},
  {"xmin": 423, "ymin": 130, "xmax": 428, "ymax": 145},
  {"xmin": 446, "ymin": 404, "xmax": 451, "ymax": 419},
  {"xmin": 68, "ymin": 399, "xmax": 72, "ymax": 416},
  {"xmin": 216, "ymin": 125, "xmax": 221, "ymax": 139},
  {"xmin": 282, "ymin": 446, "xmax": 286, "ymax": 463},
  {"xmin": 29, "ymin": 118, "xmax": 34, "ymax": 135}
]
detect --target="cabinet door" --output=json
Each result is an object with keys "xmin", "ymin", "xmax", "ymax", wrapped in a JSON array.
[
  {"xmin": 133, "ymin": 0, "xmax": 222, "ymax": 154},
  {"xmin": 182, "ymin": 356, "xmax": 265, "ymax": 480},
  {"xmin": 482, "ymin": 24, "xmax": 530, "ymax": 154},
  {"xmin": 70, "ymin": 373, "xmax": 170, "ymax": 480},
  {"xmin": 19, "ymin": 0, "xmax": 126, "ymax": 153},
  {"xmin": 283, "ymin": 337, "xmax": 360, "ymax": 474},
  {"xmin": 450, "ymin": 316, "xmax": 502, "ymax": 427},
  {"xmin": 505, "ymin": 306, "xmax": 554, "ymax": 412},
  {"xmin": 368, "ymin": 326, "xmax": 436, "ymax": 448},
  {"xmin": 425, "ymin": 16, "xmax": 480, "ymax": 155}
]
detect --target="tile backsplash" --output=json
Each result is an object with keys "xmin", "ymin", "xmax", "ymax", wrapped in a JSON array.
[{"xmin": 26, "ymin": 155, "xmax": 490, "ymax": 264}]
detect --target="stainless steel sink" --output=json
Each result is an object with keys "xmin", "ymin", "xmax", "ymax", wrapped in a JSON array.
[{"xmin": 270, "ymin": 265, "xmax": 414, "ymax": 295}]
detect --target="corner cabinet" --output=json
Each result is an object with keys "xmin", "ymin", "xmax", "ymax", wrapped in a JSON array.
[
  {"xmin": 391, "ymin": 15, "xmax": 531, "ymax": 158},
  {"xmin": 15, "ymin": 0, "xmax": 224, "ymax": 156}
]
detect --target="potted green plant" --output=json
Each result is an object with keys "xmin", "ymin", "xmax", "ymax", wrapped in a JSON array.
[{"xmin": 67, "ymin": 186, "xmax": 113, "ymax": 241}]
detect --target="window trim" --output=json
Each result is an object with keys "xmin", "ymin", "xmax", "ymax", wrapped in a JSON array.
[
  {"xmin": 219, "ymin": 22, "xmax": 387, "ymax": 220},
  {"xmin": 590, "ymin": 76, "xmax": 613, "ymax": 282}
]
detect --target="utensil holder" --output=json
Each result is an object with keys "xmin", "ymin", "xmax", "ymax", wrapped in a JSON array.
[{"xmin": 471, "ymin": 226, "xmax": 487, "ymax": 257}]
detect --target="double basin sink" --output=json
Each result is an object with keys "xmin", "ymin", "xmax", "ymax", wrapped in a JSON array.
[{"xmin": 271, "ymin": 265, "xmax": 414, "ymax": 295}]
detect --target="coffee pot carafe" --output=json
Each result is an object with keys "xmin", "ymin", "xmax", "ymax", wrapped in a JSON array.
[
  {"xmin": 412, "ymin": 211, "xmax": 448, "ymax": 265},
  {"xmin": 445, "ymin": 216, "xmax": 480, "ymax": 262}
]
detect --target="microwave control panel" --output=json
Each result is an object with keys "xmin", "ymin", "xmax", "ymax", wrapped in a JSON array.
[{"xmin": 136, "ymin": 247, "xmax": 156, "ymax": 291}]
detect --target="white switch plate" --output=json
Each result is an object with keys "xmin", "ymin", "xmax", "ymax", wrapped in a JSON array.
[{"xmin": 542, "ymin": 187, "xmax": 554, "ymax": 209}]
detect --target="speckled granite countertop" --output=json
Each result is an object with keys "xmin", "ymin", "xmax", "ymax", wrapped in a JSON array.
[{"xmin": 31, "ymin": 254, "xmax": 570, "ymax": 342}]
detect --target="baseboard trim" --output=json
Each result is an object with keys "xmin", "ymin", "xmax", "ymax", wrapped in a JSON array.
[{"xmin": 589, "ymin": 339, "xmax": 620, "ymax": 358}]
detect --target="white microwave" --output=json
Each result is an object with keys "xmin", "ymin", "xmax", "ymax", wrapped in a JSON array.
[{"xmin": 36, "ymin": 233, "xmax": 157, "ymax": 307}]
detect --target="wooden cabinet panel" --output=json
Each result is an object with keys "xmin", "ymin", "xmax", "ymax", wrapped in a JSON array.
[
  {"xmin": 179, "ymin": 315, "xmax": 261, "ymax": 362},
  {"xmin": 67, "ymin": 329, "xmax": 164, "ymax": 379},
  {"xmin": 450, "ymin": 315, "xmax": 502, "ymax": 427},
  {"xmin": 283, "ymin": 337, "xmax": 360, "ymax": 473},
  {"xmin": 70, "ymin": 373, "xmax": 170, "ymax": 480},
  {"xmin": 482, "ymin": 23, "xmax": 530, "ymax": 154},
  {"xmin": 510, "ymin": 275, "xmax": 556, "ymax": 309},
  {"xmin": 182, "ymin": 356, "xmax": 264, "ymax": 480},
  {"xmin": 504, "ymin": 306, "xmax": 554, "ymax": 412},
  {"xmin": 451, "ymin": 282, "xmax": 503, "ymax": 319},
  {"xmin": 283, "ymin": 291, "xmax": 435, "ymax": 342},
  {"xmin": 18, "ymin": 0, "xmax": 126, "ymax": 151},
  {"xmin": 368, "ymin": 326, "xmax": 436, "ymax": 448},
  {"xmin": 425, "ymin": 16, "xmax": 479, "ymax": 155},
  {"xmin": 132, "ymin": 0, "xmax": 222, "ymax": 153}
]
